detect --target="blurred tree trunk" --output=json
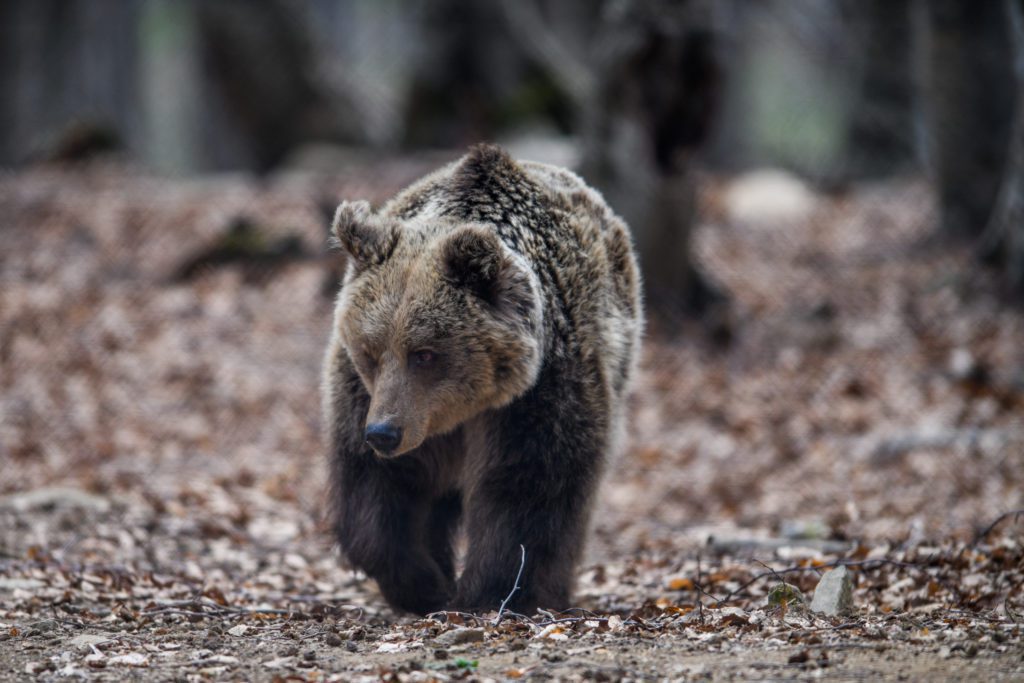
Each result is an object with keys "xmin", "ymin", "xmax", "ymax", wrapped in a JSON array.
[
  {"xmin": 844, "ymin": 0, "xmax": 916, "ymax": 178},
  {"xmin": 0, "ymin": 0, "xmax": 142, "ymax": 164},
  {"xmin": 402, "ymin": 2, "xmax": 566, "ymax": 148},
  {"xmin": 402, "ymin": 1, "xmax": 500, "ymax": 147},
  {"xmin": 590, "ymin": 5, "xmax": 721, "ymax": 314},
  {"xmin": 598, "ymin": 7, "xmax": 720, "ymax": 315},
  {"xmin": 504, "ymin": 0, "xmax": 724, "ymax": 317},
  {"xmin": 195, "ymin": 0, "xmax": 361, "ymax": 172},
  {"xmin": 922, "ymin": 0, "xmax": 1016, "ymax": 238},
  {"xmin": 980, "ymin": 0, "xmax": 1024, "ymax": 290},
  {"xmin": 924, "ymin": 0, "xmax": 1024, "ymax": 292}
]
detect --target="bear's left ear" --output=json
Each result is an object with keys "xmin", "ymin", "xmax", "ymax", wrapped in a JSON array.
[
  {"xmin": 331, "ymin": 200, "xmax": 400, "ymax": 267},
  {"xmin": 440, "ymin": 226, "xmax": 533, "ymax": 315}
]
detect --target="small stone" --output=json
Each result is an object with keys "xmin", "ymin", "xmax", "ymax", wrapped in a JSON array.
[
  {"xmin": 284, "ymin": 553, "xmax": 308, "ymax": 570},
  {"xmin": 107, "ymin": 652, "xmax": 149, "ymax": 667},
  {"xmin": 69, "ymin": 634, "xmax": 110, "ymax": 651},
  {"xmin": 325, "ymin": 633, "xmax": 343, "ymax": 647},
  {"xmin": 810, "ymin": 565, "xmax": 854, "ymax": 616},
  {"xmin": 345, "ymin": 641, "xmax": 358, "ymax": 653},
  {"xmin": 780, "ymin": 519, "xmax": 831, "ymax": 540},
  {"xmin": 303, "ymin": 650, "xmax": 317, "ymax": 661},
  {"xmin": 0, "ymin": 578, "xmax": 45, "ymax": 591},
  {"xmin": 435, "ymin": 627, "xmax": 485, "ymax": 646},
  {"xmin": 434, "ymin": 648, "xmax": 449, "ymax": 660},
  {"xmin": 29, "ymin": 619, "xmax": 59, "ymax": 635},
  {"xmin": 227, "ymin": 625, "xmax": 248, "ymax": 637},
  {"xmin": 0, "ymin": 487, "xmax": 110, "ymax": 513},
  {"xmin": 767, "ymin": 583, "xmax": 805, "ymax": 608},
  {"xmin": 339, "ymin": 627, "xmax": 365, "ymax": 641}
]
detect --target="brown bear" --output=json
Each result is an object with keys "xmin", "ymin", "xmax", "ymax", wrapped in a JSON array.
[{"xmin": 322, "ymin": 144, "xmax": 642, "ymax": 615}]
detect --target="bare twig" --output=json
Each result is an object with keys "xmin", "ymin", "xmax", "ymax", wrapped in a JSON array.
[
  {"xmin": 971, "ymin": 509, "xmax": 1024, "ymax": 547},
  {"xmin": 426, "ymin": 610, "xmax": 488, "ymax": 625},
  {"xmin": 1005, "ymin": 595, "xmax": 1021, "ymax": 625},
  {"xmin": 535, "ymin": 616, "xmax": 609, "ymax": 626},
  {"xmin": 695, "ymin": 553, "xmax": 705, "ymax": 624},
  {"xmin": 494, "ymin": 544, "xmax": 527, "ymax": 627},
  {"xmin": 754, "ymin": 558, "xmax": 797, "ymax": 586}
]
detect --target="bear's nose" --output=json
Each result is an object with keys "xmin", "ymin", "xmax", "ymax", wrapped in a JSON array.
[{"xmin": 364, "ymin": 423, "xmax": 402, "ymax": 454}]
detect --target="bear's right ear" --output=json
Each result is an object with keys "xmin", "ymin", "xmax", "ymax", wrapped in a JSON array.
[
  {"xmin": 331, "ymin": 200, "xmax": 399, "ymax": 267},
  {"xmin": 440, "ymin": 227, "xmax": 538, "ymax": 323},
  {"xmin": 440, "ymin": 227, "xmax": 505, "ymax": 302}
]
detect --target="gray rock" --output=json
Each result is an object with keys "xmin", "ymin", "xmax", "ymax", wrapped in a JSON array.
[
  {"xmin": 0, "ymin": 487, "xmax": 110, "ymax": 513},
  {"xmin": 810, "ymin": 565, "xmax": 854, "ymax": 616},
  {"xmin": 0, "ymin": 578, "xmax": 45, "ymax": 591},
  {"xmin": 28, "ymin": 619, "xmax": 59, "ymax": 635},
  {"xmin": 69, "ymin": 634, "xmax": 111, "ymax": 651},
  {"xmin": 434, "ymin": 627, "xmax": 485, "ymax": 646}
]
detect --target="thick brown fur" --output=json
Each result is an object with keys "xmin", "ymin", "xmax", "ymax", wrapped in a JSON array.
[{"xmin": 322, "ymin": 144, "xmax": 642, "ymax": 615}]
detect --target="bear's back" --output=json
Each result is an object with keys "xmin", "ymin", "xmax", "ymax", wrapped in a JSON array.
[{"xmin": 519, "ymin": 160, "xmax": 642, "ymax": 399}]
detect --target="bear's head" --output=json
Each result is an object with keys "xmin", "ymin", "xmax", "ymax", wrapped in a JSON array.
[{"xmin": 330, "ymin": 200, "xmax": 544, "ymax": 457}]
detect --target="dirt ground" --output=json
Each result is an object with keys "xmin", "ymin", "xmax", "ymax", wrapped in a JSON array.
[{"xmin": 1, "ymin": 157, "xmax": 1022, "ymax": 681}]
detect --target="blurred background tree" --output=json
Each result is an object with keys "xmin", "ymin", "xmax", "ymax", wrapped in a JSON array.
[{"xmin": 1, "ymin": 0, "xmax": 1022, "ymax": 304}]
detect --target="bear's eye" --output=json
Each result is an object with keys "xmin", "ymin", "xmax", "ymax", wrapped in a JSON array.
[{"xmin": 410, "ymin": 349, "xmax": 436, "ymax": 368}]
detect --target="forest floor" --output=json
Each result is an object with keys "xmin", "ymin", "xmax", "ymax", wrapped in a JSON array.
[{"xmin": 1, "ymin": 156, "xmax": 1022, "ymax": 681}]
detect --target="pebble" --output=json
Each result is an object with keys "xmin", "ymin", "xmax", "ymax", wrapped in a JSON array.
[
  {"xmin": 0, "ymin": 578, "xmax": 45, "ymax": 591},
  {"xmin": 767, "ymin": 583, "xmax": 805, "ymax": 608},
  {"xmin": 29, "ymin": 620, "xmax": 59, "ymax": 636},
  {"xmin": 435, "ymin": 627, "xmax": 485, "ymax": 646},
  {"xmin": 0, "ymin": 487, "xmax": 110, "ymax": 513},
  {"xmin": 68, "ymin": 634, "xmax": 110, "ymax": 651}
]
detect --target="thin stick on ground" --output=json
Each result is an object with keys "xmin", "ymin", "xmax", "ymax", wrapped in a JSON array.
[
  {"xmin": 695, "ymin": 553, "xmax": 705, "ymax": 624},
  {"xmin": 971, "ymin": 509, "xmax": 1024, "ymax": 547},
  {"xmin": 494, "ymin": 544, "xmax": 526, "ymax": 626}
]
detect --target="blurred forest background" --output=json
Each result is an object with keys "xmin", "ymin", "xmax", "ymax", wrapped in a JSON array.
[
  {"xmin": 2, "ymin": 1, "xmax": 1024, "ymax": 678},
  {"xmin": 2, "ymin": 0, "xmax": 1024, "ymax": 562},
  {"xmin": 2, "ymin": 0, "xmax": 1023, "ymax": 304}
]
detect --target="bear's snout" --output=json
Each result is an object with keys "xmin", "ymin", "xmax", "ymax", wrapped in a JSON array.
[{"xmin": 364, "ymin": 422, "xmax": 402, "ymax": 455}]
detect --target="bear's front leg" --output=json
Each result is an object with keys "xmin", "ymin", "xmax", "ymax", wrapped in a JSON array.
[
  {"xmin": 335, "ymin": 456, "xmax": 454, "ymax": 615},
  {"xmin": 326, "ymin": 355, "xmax": 454, "ymax": 615},
  {"xmin": 454, "ymin": 393, "xmax": 607, "ymax": 615}
]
